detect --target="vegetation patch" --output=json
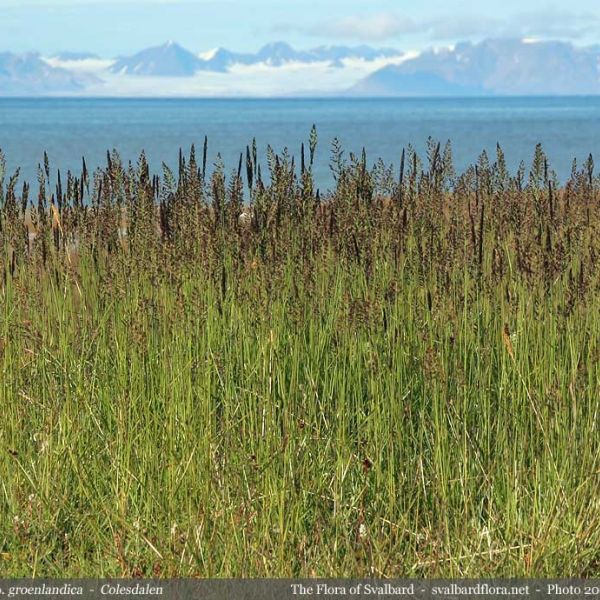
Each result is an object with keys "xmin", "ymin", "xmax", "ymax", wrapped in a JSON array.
[{"xmin": 0, "ymin": 134, "xmax": 598, "ymax": 577}]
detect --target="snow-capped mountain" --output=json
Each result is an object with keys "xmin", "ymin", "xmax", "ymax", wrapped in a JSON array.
[
  {"xmin": 3, "ymin": 39, "xmax": 600, "ymax": 97},
  {"xmin": 110, "ymin": 41, "xmax": 205, "ymax": 76},
  {"xmin": 0, "ymin": 51, "xmax": 99, "ymax": 95},
  {"xmin": 108, "ymin": 41, "xmax": 405, "ymax": 76},
  {"xmin": 352, "ymin": 39, "xmax": 600, "ymax": 96}
]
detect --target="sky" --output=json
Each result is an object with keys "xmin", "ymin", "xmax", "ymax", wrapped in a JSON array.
[{"xmin": 1, "ymin": 0, "xmax": 600, "ymax": 56}]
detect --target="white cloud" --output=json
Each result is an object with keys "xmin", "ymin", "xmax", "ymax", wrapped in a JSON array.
[
  {"xmin": 425, "ymin": 10, "xmax": 600, "ymax": 40},
  {"xmin": 282, "ymin": 8, "xmax": 600, "ymax": 43},
  {"xmin": 315, "ymin": 12, "xmax": 417, "ymax": 41}
]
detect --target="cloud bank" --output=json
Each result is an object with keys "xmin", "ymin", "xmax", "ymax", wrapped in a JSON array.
[{"xmin": 282, "ymin": 8, "xmax": 600, "ymax": 43}]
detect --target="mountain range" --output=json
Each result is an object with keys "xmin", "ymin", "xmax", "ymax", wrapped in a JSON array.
[
  {"xmin": 2, "ymin": 39, "xmax": 600, "ymax": 97},
  {"xmin": 352, "ymin": 39, "xmax": 600, "ymax": 96},
  {"xmin": 108, "ymin": 41, "xmax": 403, "ymax": 76}
]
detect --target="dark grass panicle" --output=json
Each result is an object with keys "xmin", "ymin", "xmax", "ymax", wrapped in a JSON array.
[{"xmin": 0, "ymin": 135, "xmax": 599, "ymax": 577}]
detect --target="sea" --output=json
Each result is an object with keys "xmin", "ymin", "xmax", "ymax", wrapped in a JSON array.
[{"xmin": 2, "ymin": 96, "xmax": 600, "ymax": 192}]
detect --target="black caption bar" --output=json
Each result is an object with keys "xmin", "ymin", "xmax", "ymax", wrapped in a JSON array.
[{"xmin": 0, "ymin": 580, "xmax": 598, "ymax": 599}]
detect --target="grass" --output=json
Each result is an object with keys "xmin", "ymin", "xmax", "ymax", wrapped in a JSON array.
[{"xmin": 0, "ymin": 136, "xmax": 599, "ymax": 577}]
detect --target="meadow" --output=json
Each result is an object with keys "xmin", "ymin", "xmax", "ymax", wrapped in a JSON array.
[{"xmin": 0, "ymin": 132, "xmax": 598, "ymax": 577}]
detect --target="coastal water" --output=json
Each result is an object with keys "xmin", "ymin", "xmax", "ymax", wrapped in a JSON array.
[{"xmin": 2, "ymin": 97, "xmax": 600, "ymax": 191}]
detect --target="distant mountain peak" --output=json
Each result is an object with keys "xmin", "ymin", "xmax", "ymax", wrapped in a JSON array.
[
  {"xmin": 352, "ymin": 38, "xmax": 600, "ymax": 97},
  {"xmin": 110, "ymin": 42, "xmax": 204, "ymax": 76},
  {"xmin": 0, "ymin": 51, "xmax": 99, "ymax": 95},
  {"xmin": 260, "ymin": 41, "xmax": 294, "ymax": 51}
]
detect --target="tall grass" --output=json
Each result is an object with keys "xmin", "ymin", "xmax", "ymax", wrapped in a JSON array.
[{"xmin": 0, "ymin": 135, "xmax": 598, "ymax": 577}]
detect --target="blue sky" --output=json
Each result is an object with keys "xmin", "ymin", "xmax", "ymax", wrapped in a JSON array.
[{"xmin": 1, "ymin": 0, "xmax": 599, "ymax": 55}]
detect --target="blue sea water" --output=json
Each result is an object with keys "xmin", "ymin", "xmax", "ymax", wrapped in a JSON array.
[{"xmin": 1, "ymin": 97, "xmax": 600, "ymax": 191}]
